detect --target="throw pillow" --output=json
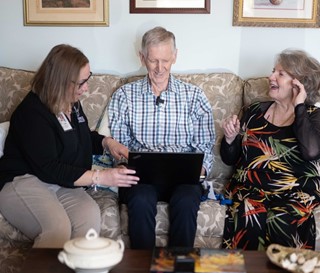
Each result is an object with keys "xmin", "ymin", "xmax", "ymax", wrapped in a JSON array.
[
  {"xmin": 97, "ymin": 106, "xmax": 111, "ymax": 137},
  {"xmin": 0, "ymin": 121, "xmax": 9, "ymax": 158}
]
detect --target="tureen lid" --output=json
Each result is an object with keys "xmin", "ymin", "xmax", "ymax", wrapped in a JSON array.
[{"xmin": 63, "ymin": 228, "xmax": 123, "ymax": 256}]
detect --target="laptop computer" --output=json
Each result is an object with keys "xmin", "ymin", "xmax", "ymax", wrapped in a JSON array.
[{"xmin": 128, "ymin": 151, "xmax": 204, "ymax": 185}]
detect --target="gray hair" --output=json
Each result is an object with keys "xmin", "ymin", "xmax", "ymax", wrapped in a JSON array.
[
  {"xmin": 276, "ymin": 49, "xmax": 320, "ymax": 104},
  {"xmin": 140, "ymin": 26, "xmax": 176, "ymax": 57}
]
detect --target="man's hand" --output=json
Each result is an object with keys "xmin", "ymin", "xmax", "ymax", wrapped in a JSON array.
[{"xmin": 103, "ymin": 137, "xmax": 129, "ymax": 160}]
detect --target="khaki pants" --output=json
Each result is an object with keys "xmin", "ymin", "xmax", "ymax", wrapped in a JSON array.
[{"xmin": 0, "ymin": 174, "xmax": 101, "ymax": 248}]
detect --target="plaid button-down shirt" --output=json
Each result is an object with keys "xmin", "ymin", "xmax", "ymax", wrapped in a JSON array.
[{"xmin": 108, "ymin": 74, "xmax": 215, "ymax": 174}]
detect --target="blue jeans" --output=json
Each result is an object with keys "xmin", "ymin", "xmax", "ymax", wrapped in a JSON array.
[{"xmin": 119, "ymin": 183, "xmax": 202, "ymax": 249}]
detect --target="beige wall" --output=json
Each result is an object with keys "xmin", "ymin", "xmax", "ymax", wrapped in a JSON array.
[{"xmin": 0, "ymin": 0, "xmax": 320, "ymax": 79}]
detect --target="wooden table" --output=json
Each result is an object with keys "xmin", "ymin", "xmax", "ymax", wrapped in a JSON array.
[{"xmin": 20, "ymin": 248, "xmax": 287, "ymax": 273}]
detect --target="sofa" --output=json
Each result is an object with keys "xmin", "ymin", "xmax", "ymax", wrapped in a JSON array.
[{"xmin": 1, "ymin": 66, "xmax": 320, "ymax": 272}]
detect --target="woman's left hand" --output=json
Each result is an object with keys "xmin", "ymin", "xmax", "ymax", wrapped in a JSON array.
[{"xmin": 292, "ymin": 78, "xmax": 307, "ymax": 106}]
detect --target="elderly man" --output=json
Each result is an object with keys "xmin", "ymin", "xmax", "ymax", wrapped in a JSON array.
[{"xmin": 108, "ymin": 26, "xmax": 215, "ymax": 249}]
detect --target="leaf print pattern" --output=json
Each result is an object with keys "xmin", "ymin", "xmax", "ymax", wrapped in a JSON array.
[{"xmin": 222, "ymin": 102, "xmax": 320, "ymax": 250}]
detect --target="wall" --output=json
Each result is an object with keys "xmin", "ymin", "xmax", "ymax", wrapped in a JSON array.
[{"xmin": 1, "ymin": 0, "xmax": 320, "ymax": 79}]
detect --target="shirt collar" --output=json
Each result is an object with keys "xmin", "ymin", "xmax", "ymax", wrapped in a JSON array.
[{"xmin": 141, "ymin": 74, "xmax": 178, "ymax": 95}]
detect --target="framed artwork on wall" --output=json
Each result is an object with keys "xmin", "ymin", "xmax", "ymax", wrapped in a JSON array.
[
  {"xmin": 23, "ymin": 0, "xmax": 109, "ymax": 26},
  {"xmin": 233, "ymin": 0, "xmax": 320, "ymax": 28},
  {"xmin": 130, "ymin": 0, "xmax": 210, "ymax": 14}
]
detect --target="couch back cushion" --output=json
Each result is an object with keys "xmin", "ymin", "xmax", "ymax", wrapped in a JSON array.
[
  {"xmin": 243, "ymin": 77, "xmax": 270, "ymax": 106},
  {"xmin": 0, "ymin": 67, "xmax": 33, "ymax": 123},
  {"xmin": 0, "ymin": 67, "xmax": 124, "ymax": 131},
  {"xmin": 126, "ymin": 73, "xmax": 244, "ymax": 182},
  {"xmin": 81, "ymin": 74, "xmax": 124, "ymax": 130},
  {"xmin": 174, "ymin": 73, "xmax": 244, "ymax": 181}
]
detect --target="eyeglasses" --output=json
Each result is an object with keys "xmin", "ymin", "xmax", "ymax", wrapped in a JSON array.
[{"xmin": 73, "ymin": 72, "xmax": 92, "ymax": 89}]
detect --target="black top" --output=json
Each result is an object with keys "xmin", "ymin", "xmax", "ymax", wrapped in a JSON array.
[
  {"xmin": 221, "ymin": 101, "xmax": 320, "ymax": 165},
  {"xmin": 220, "ymin": 101, "xmax": 320, "ymax": 250},
  {"xmin": 0, "ymin": 91, "xmax": 104, "ymax": 190}
]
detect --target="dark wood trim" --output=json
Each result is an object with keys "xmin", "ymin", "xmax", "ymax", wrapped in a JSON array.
[
  {"xmin": 20, "ymin": 248, "xmax": 288, "ymax": 273},
  {"xmin": 130, "ymin": 0, "xmax": 210, "ymax": 14}
]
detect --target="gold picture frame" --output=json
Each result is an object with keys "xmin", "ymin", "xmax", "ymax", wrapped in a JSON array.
[
  {"xmin": 233, "ymin": 0, "xmax": 320, "ymax": 28},
  {"xmin": 24, "ymin": 0, "xmax": 109, "ymax": 26},
  {"xmin": 130, "ymin": 0, "xmax": 210, "ymax": 14}
]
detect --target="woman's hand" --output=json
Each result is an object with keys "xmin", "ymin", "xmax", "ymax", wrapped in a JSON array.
[
  {"xmin": 99, "ymin": 168, "xmax": 139, "ymax": 187},
  {"xmin": 292, "ymin": 78, "xmax": 307, "ymax": 106},
  {"xmin": 200, "ymin": 167, "xmax": 206, "ymax": 177},
  {"xmin": 75, "ymin": 168, "xmax": 139, "ymax": 188},
  {"xmin": 222, "ymin": 115, "xmax": 241, "ymax": 144},
  {"xmin": 103, "ymin": 137, "xmax": 129, "ymax": 160}
]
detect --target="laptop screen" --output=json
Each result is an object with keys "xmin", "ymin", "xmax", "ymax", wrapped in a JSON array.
[{"xmin": 128, "ymin": 151, "xmax": 204, "ymax": 185}]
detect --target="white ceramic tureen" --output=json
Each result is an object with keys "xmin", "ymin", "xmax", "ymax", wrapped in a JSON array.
[{"xmin": 58, "ymin": 228, "xmax": 124, "ymax": 273}]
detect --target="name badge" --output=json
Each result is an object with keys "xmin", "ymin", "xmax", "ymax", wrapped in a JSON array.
[{"xmin": 56, "ymin": 112, "xmax": 73, "ymax": 131}]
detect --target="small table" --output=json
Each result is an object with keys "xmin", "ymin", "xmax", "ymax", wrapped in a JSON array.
[{"xmin": 20, "ymin": 248, "xmax": 287, "ymax": 273}]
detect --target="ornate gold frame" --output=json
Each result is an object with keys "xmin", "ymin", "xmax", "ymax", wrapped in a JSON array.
[
  {"xmin": 130, "ymin": 0, "xmax": 210, "ymax": 14},
  {"xmin": 233, "ymin": 0, "xmax": 320, "ymax": 28},
  {"xmin": 24, "ymin": 0, "xmax": 109, "ymax": 26}
]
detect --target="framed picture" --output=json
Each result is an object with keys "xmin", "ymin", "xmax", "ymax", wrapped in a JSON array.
[
  {"xmin": 23, "ymin": 0, "xmax": 109, "ymax": 26},
  {"xmin": 233, "ymin": 0, "xmax": 320, "ymax": 28},
  {"xmin": 130, "ymin": 0, "xmax": 210, "ymax": 14}
]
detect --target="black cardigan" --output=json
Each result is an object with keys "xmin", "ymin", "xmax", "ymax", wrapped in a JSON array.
[{"xmin": 0, "ymin": 91, "xmax": 104, "ymax": 190}]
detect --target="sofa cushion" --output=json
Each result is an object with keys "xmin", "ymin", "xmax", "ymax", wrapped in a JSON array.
[
  {"xmin": 243, "ymin": 77, "xmax": 270, "ymax": 107},
  {"xmin": 120, "ymin": 199, "xmax": 226, "ymax": 248},
  {"xmin": 0, "ymin": 67, "xmax": 33, "ymax": 124},
  {"xmin": 0, "ymin": 244, "xmax": 32, "ymax": 273},
  {"xmin": 314, "ymin": 206, "xmax": 320, "ymax": 251},
  {"xmin": 82, "ymin": 74, "xmax": 124, "ymax": 131},
  {"xmin": 0, "ymin": 213, "xmax": 31, "ymax": 245},
  {"xmin": 97, "ymin": 105, "xmax": 111, "ymax": 137},
  {"xmin": 85, "ymin": 188, "xmax": 122, "ymax": 239},
  {"xmin": 0, "ymin": 121, "xmax": 9, "ymax": 158}
]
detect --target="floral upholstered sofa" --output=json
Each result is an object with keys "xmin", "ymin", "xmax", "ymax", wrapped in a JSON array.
[{"xmin": 1, "ymin": 66, "xmax": 320, "ymax": 273}]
